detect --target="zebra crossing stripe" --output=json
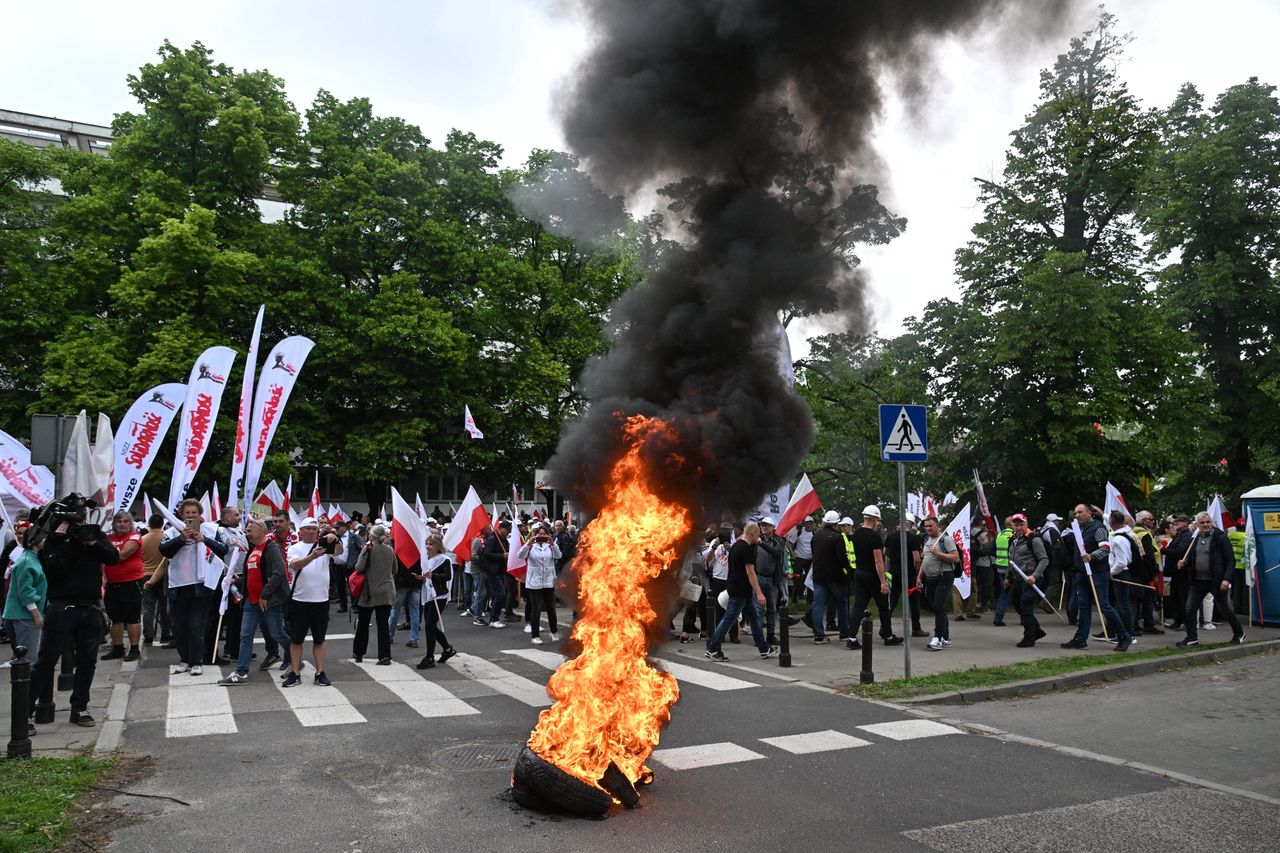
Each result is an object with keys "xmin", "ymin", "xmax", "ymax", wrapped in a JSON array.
[
  {"xmin": 857, "ymin": 720, "xmax": 960, "ymax": 741},
  {"xmin": 759, "ymin": 730, "xmax": 872, "ymax": 754},
  {"xmin": 501, "ymin": 648, "xmax": 567, "ymax": 669},
  {"xmin": 650, "ymin": 658, "xmax": 759, "ymax": 691},
  {"xmin": 165, "ymin": 667, "xmax": 237, "ymax": 737},
  {"xmin": 650, "ymin": 742, "xmax": 766, "ymax": 770},
  {"xmin": 272, "ymin": 663, "xmax": 367, "ymax": 726},
  {"xmin": 349, "ymin": 659, "xmax": 480, "ymax": 718},
  {"xmin": 447, "ymin": 652, "xmax": 551, "ymax": 707}
]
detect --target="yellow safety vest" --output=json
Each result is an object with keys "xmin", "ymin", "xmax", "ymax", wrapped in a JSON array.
[
  {"xmin": 1228, "ymin": 529, "xmax": 1246, "ymax": 571},
  {"xmin": 995, "ymin": 528, "xmax": 1013, "ymax": 568},
  {"xmin": 841, "ymin": 532, "xmax": 856, "ymax": 575}
]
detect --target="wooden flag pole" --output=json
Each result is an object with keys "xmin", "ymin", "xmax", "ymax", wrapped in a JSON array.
[{"xmin": 1087, "ymin": 567, "xmax": 1110, "ymax": 642}]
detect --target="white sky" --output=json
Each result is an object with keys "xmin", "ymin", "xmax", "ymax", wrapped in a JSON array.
[{"xmin": 3, "ymin": 0, "xmax": 1278, "ymax": 350}]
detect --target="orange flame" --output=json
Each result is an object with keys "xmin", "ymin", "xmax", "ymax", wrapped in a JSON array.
[{"xmin": 525, "ymin": 415, "xmax": 693, "ymax": 791}]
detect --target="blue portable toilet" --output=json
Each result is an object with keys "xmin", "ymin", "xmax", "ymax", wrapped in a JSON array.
[{"xmin": 1241, "ymin": 485, "xmax": 1280, "ymax": 625}]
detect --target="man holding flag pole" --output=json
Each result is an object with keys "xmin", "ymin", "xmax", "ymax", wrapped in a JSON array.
[{"xmin": 1061, "ymin": 503, "xmax": 1130, "ymax": 651}]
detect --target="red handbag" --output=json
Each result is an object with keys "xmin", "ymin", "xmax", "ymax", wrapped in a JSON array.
[{"xmin": 348, "ymin": 570, "xmax": 365, "ymax": 601}]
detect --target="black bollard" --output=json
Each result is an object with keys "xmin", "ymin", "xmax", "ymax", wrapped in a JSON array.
[
  {"xmin": 779, "ymin": 593, "xmax": 791, "ymax": 668},
  {"xmin": 56, "ymin": 634, "xmax": 75, "ymax": 692},
  {"xmin": 7, "ymin": 645, "xmax": 32, "ymax": 759},
  {"xmin": 704, "ymin": 586, "xmax": 714, "ymax": 644},
  {"xmin": 859, "ymin": 616, "xmax": 874, "ymax": 684}
]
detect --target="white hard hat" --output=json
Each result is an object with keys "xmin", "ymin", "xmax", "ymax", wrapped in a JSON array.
[
  {"xmin": 822, "ymin": 510, "xmax": 841, "ymax": 524},
  {"xmin": 717, "ymin": 589, "xmax": 730, "ymax": 610},
  {"xmin": 840, "ymin": 517, "xmax": 854, "ymax": 526},
  {"xmin": 300, "ymin": 517, "xmax": 319, "ymax": 528},
  {"xmin": 905, "ymin": 512, "xmax": 917, "ymax": 523},
  {"xmin": 862, "ymin": 505, "xmax": 882, "ymax": 519}
]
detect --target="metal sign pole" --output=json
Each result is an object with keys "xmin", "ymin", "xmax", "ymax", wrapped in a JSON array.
[{"xmin": 898, "ymin": 461, "xmax": 910, "ymax": 680}]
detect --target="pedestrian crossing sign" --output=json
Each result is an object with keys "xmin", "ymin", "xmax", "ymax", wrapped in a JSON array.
[{"xmin": 879, "ymin": 404, "xmax": 928, "ymax": 462}]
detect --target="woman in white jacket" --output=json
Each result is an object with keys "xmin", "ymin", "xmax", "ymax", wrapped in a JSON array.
[
  {"xmin": 518, "ymin": 522, "xmax": 561, "ymax": 645},
  {"xmin": 416, "ymin": 535, "xmax": 457, "ymax": 669}
]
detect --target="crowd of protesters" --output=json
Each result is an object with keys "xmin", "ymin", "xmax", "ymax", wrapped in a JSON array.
[{"xmin": 0, "ymin": 490, "xmax": 1257, "ymax": 732}]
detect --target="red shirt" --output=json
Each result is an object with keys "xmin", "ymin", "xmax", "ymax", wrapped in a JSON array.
[
  {"xmin": 246, "ymin": 543, "xmax": 265, "ymax": 604},
  {"xmin": 105, "ymin": 531, "xmax": 145, "ymax": 583}
]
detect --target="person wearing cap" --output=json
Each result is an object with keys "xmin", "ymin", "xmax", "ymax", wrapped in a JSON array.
[
  {"xmin": 1161, "ymin": 515, "xmax": 1194, "ymax": 630},
  {"xmin": 1005, "ymin": 513, "xmax": 1049, "ymax": 648},
  {"xmin": 283, "ymin": 517, "xmax": 343, "ymax": 687},
  {"xmin": 808, "ymin": 510, "xmax": 851, "ymax": 644},
  {"xmin": 848, "ymin": 505, "xmax": 904, "ymax": 649},
  {"xmin": 755, "ymin": 518, "xmax": 787, "ymax": 645}
]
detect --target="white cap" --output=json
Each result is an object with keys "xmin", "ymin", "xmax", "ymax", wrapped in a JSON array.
[
  {"xmin": 1045, "ymin": 513, "xmax": 1063, "ymax": 523},
  {"xmin": 862, "ymin": 505, "xmax": 881, "ymax": 519},
  {"xmin": 822, "ymin": 510, "xmax": 841, "ymax": 524},
  {"xmin": 530, "ymin": 522, "xmax": 543, "ymax": 531},
  {"xmin": 905, "ymin": 512, "xmax": 916, "ymax": 523},
  {"xmin": 840, "ymin": 516, "xmax": 854, "ymax": 526},
  {"xmin": 300, "ymin": 517, "xmax": 319, "ymax": 528},
  {"xmin": 760, "ymin": 517, "xmax": 775, "ymax": 526}
]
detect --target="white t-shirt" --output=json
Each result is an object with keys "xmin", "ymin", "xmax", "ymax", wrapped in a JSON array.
[
  {"xmin": 287, "ymin": 541, "xmax": 332, "ymax": 603},
  {"xmin": 166, "ymin": 523, "xmax": 223, "ymax": 588}
]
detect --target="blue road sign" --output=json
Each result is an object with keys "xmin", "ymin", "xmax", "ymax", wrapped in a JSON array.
[{"xmin": 879, "ymin": 404, "xmax": 928, "ymax": 462}]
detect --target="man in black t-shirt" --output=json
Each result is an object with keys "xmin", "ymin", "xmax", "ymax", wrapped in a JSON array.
[
  {"xmin": 705, "ymin": 523, "xmax": 780, "ymax": 662},
  {"xmin": 886, "ymin": 515, "xmax": 926, "ymax": 637},
  {"xmin": 847, "ymin": 506, "xmax": 904, "ymax": 649}
]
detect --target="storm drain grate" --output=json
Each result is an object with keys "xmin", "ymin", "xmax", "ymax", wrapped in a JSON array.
[{"xmin": 438, "ymin": 744, "xmax": 521, "ymax": 771}]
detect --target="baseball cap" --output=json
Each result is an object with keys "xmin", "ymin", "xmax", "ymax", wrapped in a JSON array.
[
  {"xmin": 1045, "ymin": 513, "xmax": 1063, "ymax": 523},
  {"xmin": 300, "ymin": 517, "xmax": 319, "ymax": 528},
  {"xmin": 822, "ymin": 510, "xmax": 840, "ymax": 524},
  {"xmin": 1010, "ymin": 513, "xmax": 1028, "ymax": 524},
  {"xmin": 760, "ymin": 517, "xmax": 775, "ymax": 526},
  {"xmin": 862, "ymin": 505, "xmax": 881, "ymax": 519}
]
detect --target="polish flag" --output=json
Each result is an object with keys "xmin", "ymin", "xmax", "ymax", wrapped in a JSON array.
[
  {"xmin": 464, "ymin": 405, "xmax": 484, "ymax": 439},
  {"xmin": 507, "ymin": 520, "xmax": 527, "ymax": 581},
  {"xmin": 775, "ymin": 473, "xmax": 821, "ymax": 536},
  {"xmin": 211, "ymin": 481, "xmax": 223, "ymax": 520},
  {"xmin": 308, "ymin": 471, "xmax": 321, "ymax": 520},
  {"xmin": 1207, "ymin": 495, "xmax": 1230, "ymax": 531},
  {"xmin": 1104, "ymin": 482, "xmax": 1129, "ymax": 520},
  {"xmin": 442, "ymin": 486, "xmax": 490, "ymax": 564},
  {"xmin": 199, "ymin": 491, "xmax": 212, "ymax": 522},
  {"xmin": 283, "ymin": 475, "xmax": 293, "ymax": 513},
  {"xmin": 415, "ymin": 493, "xmax": 428, "ymax": 521},
  {"xmin": 377, "ymin": 503, "xmax": 387, "ymax": 523},
  {"xmin": 254, "ymin": 480, "xmax": 285, "ymax": 513},
  {"xmin": 391, "ymin": 487, "xmax": 430, "ymax": 570}
]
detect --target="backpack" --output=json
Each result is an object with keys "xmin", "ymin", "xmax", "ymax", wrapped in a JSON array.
[
  {"xmin": 1045, "ymin": 526, "xmax": 1072, "ymax": 570},
  {"xmin": 1127, "ymin": 531, "xmax": 1157, "ymax": 581}
]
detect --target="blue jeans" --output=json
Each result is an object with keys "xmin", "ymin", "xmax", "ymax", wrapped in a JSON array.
[
  {"xmin": 390, "ymin": 587, "xmax": 421, "ymax": 642},
  {"xmin": 1073, "ymin": 570, "xmax": 1129, "ymax": 642},
  {"xmin": 708, "ymin": 594, "xmax": 768, "ymax": 654},
  {"xmin": 11, "ymin": 619, "xmax": 42, "ymax": 660},
  {"xmin": 811, "ymin": 581, "xmax": 848, "ymax": 640},
  {"xmin": 460, "ymin": 573, "xmax": 476, "ymax": 610},
  {"xmin": 1013, "ymin": 577, "xmax": 1040, "ymax": 639},
  {"xmin": 758, "ymin": 578, "xmax": 777, "ymax": 638},
  {"xmin": 993, "ymin": 571, "xmax": 1011, "ymax": 620},
  {"xmin": 925, "ymin": 574, "xmax": 953, "ymax": 640},
  {"xmin": 236, "ymin": 603, "xmax": 287, "ymax": 676},
  {"xmin": 473, "ymin": 573, "xmax": 506, "ymax": 623}
]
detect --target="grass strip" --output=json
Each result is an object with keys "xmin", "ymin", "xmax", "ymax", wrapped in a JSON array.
[
  {"xmin": 840, "ymin": 642, "xmax": 1259, "ymax": 700},
  {"xmin": 0, "ymin": 755, "xmax": 112, "ymax": 852}
]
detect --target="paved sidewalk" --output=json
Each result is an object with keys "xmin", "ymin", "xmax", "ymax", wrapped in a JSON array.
[{"xmin": 0, "ymin": 650, "xmax": 140, "ymax": 757}]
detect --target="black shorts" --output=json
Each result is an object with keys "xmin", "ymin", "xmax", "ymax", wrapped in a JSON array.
[
  {"xmin": 287, "ymin": 600, "xmax": 329, "ymax": 645},
  {"xmin": 104, "ymin": 580, "xmax": 143, "ymax": 624}
]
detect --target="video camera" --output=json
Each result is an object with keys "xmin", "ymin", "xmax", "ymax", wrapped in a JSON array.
[{"xmin": 26, "ymin": 493, "xmax": 109, "ymax": 549}]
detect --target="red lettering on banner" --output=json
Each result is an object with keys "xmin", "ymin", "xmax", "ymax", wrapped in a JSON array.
[
  {"xmin": 253, "ymin": 385, "xmax": 285, "ymax": 461},
  {"xmin": 233, "ymin": 399, "xmax": 247, "ymax": 464},
  {"xmin": 183, "ymin": 393, "xmax": 214, "ymax": 470},
  {"xmin": 124, "ymin": 412, "xmax": 164, "ymax": 468},
  {"xmin": 0, "ymin": 457, "xmax": 45, "ymax": 505}
]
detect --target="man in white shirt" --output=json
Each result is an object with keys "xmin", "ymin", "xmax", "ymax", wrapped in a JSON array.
[
  {"xmin": 158, "ymin": 499, "xmax": 229, "ymax": 676},
  {"xmin": 1099, "ymin": 510, "xmax": 1137, "ymax": 652},
  {"xmin": 283, "ymin": 518, "xmax": 343, "ymax": 687}
]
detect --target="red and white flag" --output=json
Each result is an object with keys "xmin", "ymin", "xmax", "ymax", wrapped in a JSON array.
[
  {"xmin": 415, "ymin": 493, "xmax": 428, "ymax": 522},
  {"xmin": 377, "ymin": 503, "xmax": 387, "ymax": 523},
  {"xmin": 113, "ymin": 382, "xmax": 185, "ymax": 514},
  {"xmin": 284, "ymin": 475, "xmax": 293, "ymax": 513},
  {"xmin": 211, "ymin": 481, "xmax": 223, "ymax": 520},
  {"xmin": 775, "ymin": 473, "xmax": 821, "ymax": 536},
  {"xmin": 254, "ymin": 480, "xmax": 286, "ymax": 514},
  {"xmin": 242, "ymin": 335, "xmax": 314, "ymax": 511},
  {"xmin": 308, "ymin": 471, "xmax": 321, "ymax": 520},
  {"xmin": 973, "ymin": 469, "xmax": 997, "ymax": 537},
  {"xmin": 946, "ymin": 502, "xmax": 973, "ymax": 598},
  {"xmin": 391, "ymin": 487, "xmax": 430, "ymax": 569},
  {"xmin": 1207, "ymin": 495, "xmax": 1229, "ymax": 532},
  {"xmin": 228, "ymin": 305, "xmax": 264, "ymax": 514},
  {"xmin": 442, "ymin": 486, "xmax": 490, "ymax": 564},
  {"xmin": 168, "ymin": 345, "xmax": 237, "ymax": 511},
  {"xmin": 464, "ymin": 405, "xmax": 484, "ymax": 439},
  {"xmin": 507, "ymin": 520, "xmax": 527, "ymax": 581},
  {"xmin": 1104, "ymin": 482, "xmax": 1129, "ymax": 520}
]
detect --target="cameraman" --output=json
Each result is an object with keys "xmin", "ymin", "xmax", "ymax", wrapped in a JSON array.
[{"xmin": 28, "ymin": 504, "xmax": 120, "ymax": 729}]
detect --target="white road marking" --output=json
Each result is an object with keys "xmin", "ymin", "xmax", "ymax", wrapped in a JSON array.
[
  {"xmin": 272, "ymin": 667, "xmax": 366, "ymax": 727},
  {"xmin": 348, "ymin": 659, "xmax": 479, "ymax": 718},
  {"xmin": 165, "ymin": 667, "xmax": 237, "ymax": 737},
  {"xmin": 857, "ymin": 720, "xmax": 960, "ymax": 741},
  {"xmin": 759, "ymin": 729, "xmax": 872, "ymax": 754},
  {"xmin": 651, "ymin": 658, "xmax": 759, "ymax": 691},
  {"xmin": 254, "ymin": 633, "xmax": 354, "ymax": 644},
  {"xmin": 501, "ymin": 648, "xmax": 568, "ymax": 669},
  {"xmin": 649, "ymin": 742, "xmax": 766, "ymax": 771},
  {"xmin": 448, "ymin": 652, "xmax": 551, "ymax": 707}
]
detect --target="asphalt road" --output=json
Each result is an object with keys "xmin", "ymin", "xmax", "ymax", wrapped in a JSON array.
[{"xmin": 101, "ymin": 607, "xmax": 1280, "ymax": 852}]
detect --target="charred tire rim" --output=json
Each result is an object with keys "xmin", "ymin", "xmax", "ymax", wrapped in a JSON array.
[{"xmin": 512, "ymin": 746, "xmax": 613, "ymax": 817}]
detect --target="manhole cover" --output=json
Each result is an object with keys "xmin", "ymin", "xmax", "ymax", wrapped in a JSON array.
[{"xmin": 438, "ymin": 744, "xmax": 521, "ymax": 771}]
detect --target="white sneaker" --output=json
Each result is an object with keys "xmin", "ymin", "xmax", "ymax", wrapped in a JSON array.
[
  {"xmin": 940, "ymin": 638, "xmax": 953, "ymax": 648},
  {"xmin": 1202, "ymin": 622, "xmax": 1217, "ymax": 630},
  {"xmin": 491, "ymin": 621, "xmax": 506, "ymax": 629},
  {"xmin": 524, "ymin": 623, "xmax": 532, "ymax": 634},
  {"xmin": 531, "ymin": 637, "xmax": 544, "ymax": 645},
  {"xmin": 549, "ymin": 632, "xmax": 559, "ymax": 642},
  {"xmin": 927, "ymin": 637, "xmax": 943, "ymax": 651},
  {"xmin": 172, "ymin": 662, "xmax": 191, "ymax": 673},
  {"xmin": 0, "ymin": 660, "xmax": 12, "ymax": 669},
  {"xmin": 461, "ymin": 609, "xmax": 472, "ymax": 618},
  {"xmin": 190, "ymin": 664, "xmax": 203, "ymax": 676}
]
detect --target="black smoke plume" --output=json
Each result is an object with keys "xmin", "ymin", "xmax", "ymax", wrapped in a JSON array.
[{"xmin": 544, "ymin": 0, "xmax": 1075, "ymax": 520}]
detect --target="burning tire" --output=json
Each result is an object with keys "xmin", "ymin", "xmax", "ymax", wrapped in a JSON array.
[{"xmin": 512, "ymin": 746, "xmax": 613, "ymax": 818}]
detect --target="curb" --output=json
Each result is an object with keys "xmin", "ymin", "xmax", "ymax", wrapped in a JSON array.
[{"xmin": 895, "ymin": 639, "xmax": 1280, "ymax": 706}]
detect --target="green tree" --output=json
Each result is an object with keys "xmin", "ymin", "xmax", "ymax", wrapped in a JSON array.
[
  {"xmin": 1139, "ymin": 78, "xmax": 1280, "ymax": 499},
  {"xmin": 913, "ymin": 12, "xmax": 1176, "ymax": 514}
]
